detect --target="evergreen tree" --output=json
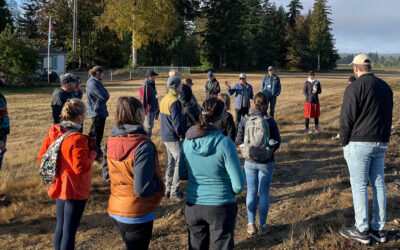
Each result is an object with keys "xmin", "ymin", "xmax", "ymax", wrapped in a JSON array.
[
  {"xmin": 287, "ymin": 0, "xmax": 303, "ymax": 28},
  {"xmin": 0, "ymin": 0, "xmax": 12, "ymax": 32},
  {"xmin": 17, "ymin": 0, "xmax": 45, "ymax": 41},
  {"xmin": 309, "ymin": 0, "xmax": 338, "ymax": 70}
]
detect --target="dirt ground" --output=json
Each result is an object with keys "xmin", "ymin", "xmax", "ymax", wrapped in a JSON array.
[{"xmin": 0, "ymin": 71, "xmax": 400, "ymax": 249}]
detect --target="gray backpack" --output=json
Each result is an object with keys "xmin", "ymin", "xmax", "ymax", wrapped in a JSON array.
[{"xmin": 241, "ymin": 115, "xmax": 272, "ymax": 162}]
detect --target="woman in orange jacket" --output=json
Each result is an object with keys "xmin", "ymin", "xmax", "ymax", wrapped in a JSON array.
[
  {"xmin": 38, "ymin": 99, "xmax": 97, "ymax": 250},
  {"xmin": 102, "ymin": 96, "xmax": 164, "ymax": 250}
]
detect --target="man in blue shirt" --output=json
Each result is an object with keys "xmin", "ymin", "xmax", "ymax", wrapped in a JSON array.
[{"xmin": 260, "ymin": 66, "xmax": 281, "ymax": 117}]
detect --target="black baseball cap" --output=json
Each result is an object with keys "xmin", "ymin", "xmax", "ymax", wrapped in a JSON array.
[
  {"xmin": 60, "ymin": 74, "xmax": 79, "ymax": 85},
  {"xmin": 146, "ymin": 70, "xmax": 159, "ymax": 77}
]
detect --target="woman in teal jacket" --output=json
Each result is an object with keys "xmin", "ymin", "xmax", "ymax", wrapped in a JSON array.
[{"xmin": 179, "ymin": 98, "xmax": 245, "ymax": 250}]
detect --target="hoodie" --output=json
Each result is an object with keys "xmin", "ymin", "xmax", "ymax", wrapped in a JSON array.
[{"xmin": 179, "ymin": 126, "xmax": 245, "ymax": 205}]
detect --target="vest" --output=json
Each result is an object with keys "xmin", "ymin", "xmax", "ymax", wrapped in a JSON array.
[{"xmin": 107, "ymin": 134, "xmax": 163, "ymax": 217}]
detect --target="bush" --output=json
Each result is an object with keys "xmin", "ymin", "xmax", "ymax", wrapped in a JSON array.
[{"xmin": 0, "ymin": 25, "xmax": 39, "ymax": 83}]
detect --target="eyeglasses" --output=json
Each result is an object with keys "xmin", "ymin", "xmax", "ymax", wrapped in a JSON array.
[{"xmin": 239, "ymin": 78, "xmax": 245, "ymax": 80}]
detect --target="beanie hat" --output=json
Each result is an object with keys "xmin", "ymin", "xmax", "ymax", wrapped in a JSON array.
[
  {"xmin": 207, "ymin": 71, "xmax": 214, "ymax": 78},
  {"xmin": 167, "ymin": 76, "xmax": 182, "ymax": 90}
]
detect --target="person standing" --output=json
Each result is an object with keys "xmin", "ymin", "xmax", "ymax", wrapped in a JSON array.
[
  {"xmin": 160, "ymin": 76, "xmax": 185, "ymax": 202},
  {"xmin": 236, "ymin": 92, "xmax": 281, "ymax": 236},
  {"xmin": 0, "ymin": 67, "xmax": 10, "ymax": 207},
  {"xmin": 51, "ymin": 74, "xmax": 79, "ymax": 124},
  {"xmin": 86, "ymin": 66, "xmax": 110, "ymax": 161},
  {"xmin": 140, "ymin": 70, "xmax": 159, "ymax": 139},
  {"xmin": 303, "ymin": 71, "xmax": 322, "ymax": 133},
  {"xmin": 71, "ymin": 76, "xmax": 83, "ymax": 99},
  {"xmin": 260, "ymin": 66, "xmax": 281, "ymax": 117},
  {"xmin": 339, "ymin": 54, "xmax": 393, "ymax": 244},
  {"xmin": 225, "ymin": 73, "xmax": 254, "ymax": 126},
  {"xmin": 180, "ymin": 98, "xmax": 245, "ymax": 250},
  {"xmin": 38, "ymin": 99, "xmax": 97, "ymax": 250},
  {"xmin": 205, "ymin": 71, "xmax": 220, "ymax": 99},
  {"xmin": 218, "ymin": 93, "xmax": 236, "ymax": 142},
  {"xmin": 179, "ymin": 78, "xmax": 201, "ymax": 131},
  {"xmin": 103, "ymin": 96, "xmax": 164, "ymax": 250}
]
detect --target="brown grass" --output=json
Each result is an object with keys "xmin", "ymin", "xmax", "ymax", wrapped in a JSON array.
[{"xmin": 1, "ymin": 71, "xmax": 400, "ymax": 249}]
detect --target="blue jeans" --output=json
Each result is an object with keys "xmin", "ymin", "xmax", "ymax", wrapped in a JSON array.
[
  {"xmin": 267, "ymin": 96, "xmax": 277, "ymax": 117},
  {"xmin": 0, "ymin": 136, "xmax": 7, "ymax": 171},
  {"xmin": 343, "ymin": 142, "xmax": 387, "ymax": 232},
  {"xmin": 244, "ymin": 161, "xmax": 274, "ymax": 226}
]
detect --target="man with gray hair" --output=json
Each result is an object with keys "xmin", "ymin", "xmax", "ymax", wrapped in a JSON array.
[
  {"xmin": 260, "ymin": 66, "xmax": 281, "ymax": 117},
  {"xmin": 51, "ymin": 74, "xmax": 79, "ymax": 124},
  {"xmin": 339, "ymin": 54, "xmax": 393, "ymax": 244}
]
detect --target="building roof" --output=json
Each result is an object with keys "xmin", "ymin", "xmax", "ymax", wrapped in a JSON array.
[{"xmin": 38, "ymin": 47, "xmax": 66, "ymax": 55}]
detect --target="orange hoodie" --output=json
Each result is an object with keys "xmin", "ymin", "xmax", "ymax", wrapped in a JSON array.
[{"xmin": 38, "ymin": 124, "xmax": 97, "ymax": 200}]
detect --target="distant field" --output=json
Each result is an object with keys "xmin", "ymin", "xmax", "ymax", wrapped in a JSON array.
[{"xmin": 1, "ymin": 71, "xmax": 400, "ymax": 249}]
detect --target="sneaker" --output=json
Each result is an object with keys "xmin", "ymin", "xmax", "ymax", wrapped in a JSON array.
[
  {"xmin": 258, "ymin": 224, "xmax": 271, "ymax": 235},
  {"xmin": 247, "ymin": 223, "xmax": 257, "ymax": 235},
  {"xmin": 369, "ymin": 229, "xmax": 386, "ymax": 243},
  {"xmin": 306, "ymin": 128, "xmax": 311, "ymax": 133},
  {"xmin": 339, "ymin": 226, "xmax": 370, "ymax": 244},
  {"xmin": 314, "ymin": 127, "xmax": 320, "ymax": 133},
  {"xmin": 170, "ymin": 191, "xmax": 184, "ymax": 202}
]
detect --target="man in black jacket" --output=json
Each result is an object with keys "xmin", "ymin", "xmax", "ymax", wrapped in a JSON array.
[
  {"xmin": 0, "ymin": 67, "xmax": 10, "ymax": 207},
  {"xmin": 339, "ymin": 54, "xmax": 393, "ymax": 244},
  {"xmin": 51, "ymin": 74, "xmax": 79, "ymax": 124}
]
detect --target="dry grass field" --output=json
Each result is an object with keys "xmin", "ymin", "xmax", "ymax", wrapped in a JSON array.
[{"xmin": 0, "ymin": 71, "xmax": 400, "ymax": 249}]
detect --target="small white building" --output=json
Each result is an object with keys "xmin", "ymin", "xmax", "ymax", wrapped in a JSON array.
[{"xmin": 38, "ymin": 48, "xmax": 66, "ymax": 76}]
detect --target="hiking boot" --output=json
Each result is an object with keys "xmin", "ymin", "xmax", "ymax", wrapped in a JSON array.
[
  {"xmin": 258, "ymin": 224, "xmax": 271, "ymax": 236},
  {"xmin": 314, "ymin": 127, "xmax": 320, "ymax": 133},
  {"xmin": 247, "ymin": 223, "xmax": 257, "ymax": 235},
  {"xmin": 369, "ymin": 229, "xmax": 386, "ymax": 243},
  {"xmin": 0, "ymin": 200, "xmax": 11, "ymax": 207},
  {"xmin": 170, "ymin": 191, "xmax": 184, "ymax": 202},
  {"xmin": 339, "ymin": 226, "xmax": 370, "ymax": 244}
]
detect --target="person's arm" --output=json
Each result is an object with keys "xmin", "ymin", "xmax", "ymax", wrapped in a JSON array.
[
  {"xmin": 226, "ymin": 113, "xmax": 237, "ymax": 142},
  {"xmin": 249, "ymin": 85, "xmax": 254, "ymax": 99},
  {"xmin": 275, "ymin": 76, "xmax": 281, "ymax": 96},
  {"xmin": 227, "ymin": 83, "xmax": 236, "ymax": 96},
  {"xmin": 215, "ymin": 81, "xmax": 221, "ymax": 94},
  {"xmin": 90, "ymin": 81, "xmax": 110, "ymax": 102},
  {"xmin": 223, "ymin": 139, "xmax": 245, "ymax": 194},
  {"xmin": 170, "ymin": 101, "xmax": 185, "ymax": 139},
  {"xmin": 303, "ymin": 82, "xmax": 308, "ymax": 99},
  {"xmin": 70, "ymin": 135, "xmax": 96, "ymax": 175},
  {"xmin": 235, "ymin": 116, "xmax": 246, "ymax": 144},
  {"xmin": 268, "ymin": 119, "xmax": 281, "ymax": 152},
  {"xmin": 340, "ymin": 85, "xmax": 358, "ymax": 146},
  {"xmin": 317, "ymin": 81, "xmax": 322, "ymax": 94},
  {"xmin": 102, "ymin": 143, "xmax": 110, "ymax": 182},
  {"xmin": 77, "ymin": 90, "xmax": 83, "ymax": 100},
  {"xmin": 260, "ymin": 77, "xmax": 265, "ymax": 92},
  {"xmin": 142, "ymin": 84, "xmax": 148, "ymax": 110},
  {"xmin": 133, "ymin": 142, "xmax": 162, "ymax": 198},
  {"xmin": 179, "ymin": 145, "xmax": 188, "ymax": 180}
]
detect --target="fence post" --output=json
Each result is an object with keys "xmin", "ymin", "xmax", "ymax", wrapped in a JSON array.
[{"xmin": 130, "ymin": 70, "xmax": 132, "ymax": 80}]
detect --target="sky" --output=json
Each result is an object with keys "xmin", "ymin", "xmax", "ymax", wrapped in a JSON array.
[{"xmin": 275, "ymin": 0, "xmax": 400, "ymax": 54}]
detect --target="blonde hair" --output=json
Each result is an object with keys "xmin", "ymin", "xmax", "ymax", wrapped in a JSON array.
[
  {"xmin": 169, "ymin": 70, "xmax": 178, "ymax": 77},
  {"xmin": 61, "ymin": 99, "xmax": 86, "ymax": 121}
]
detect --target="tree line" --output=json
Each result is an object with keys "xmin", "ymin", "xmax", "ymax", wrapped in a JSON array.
[
  {"xmin": 0, "ymin": 0, "xmax": 339, "ymax": 81},
  {"xmin": 338, "ymin": 53, "xmax": 400, "ymax": 68}
]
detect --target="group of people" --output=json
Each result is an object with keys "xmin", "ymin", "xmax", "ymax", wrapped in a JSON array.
[{"xmin": 0, "ymin": 52, "xmax": 393, "ymax": 249}]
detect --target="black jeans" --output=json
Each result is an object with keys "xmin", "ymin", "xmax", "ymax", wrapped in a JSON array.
[
  {"xmin": 89, "ymin": 117, "xmax": 106, "ymax": 157},
  {"xmin": 111, "ymin": 218, "xmax": 153, "ymax": 250},
  {"xmin": 267, "ymin": 96, "xmax": 277, "ymax": 117},
  {"xmin": 235, "ymin": 107, "xmax": 249, "ymax": 126},
  {"xmin": 305, "ymin": 118, "xmax": 319, "ymax": 129},
  {"xmin": 54, "ymin": 199, "xmax": 87, "ymax": 250},
  {"xmin": 184, "ymin": 202, "xmax": 237, "ymax": 250}
]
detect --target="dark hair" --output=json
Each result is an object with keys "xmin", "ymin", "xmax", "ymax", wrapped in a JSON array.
[
  {"xmin": 355, "ymin": 64, "xmax": 371, "ymax": 72},
  {"xmin": 184, "ymin": 78, "xmax": 193, "ymax": 85},
  {"xmin": 89, "ymin": 66, "xmax": 104, "ymax": 77},
  {"xmin": 197, "ymin": 98, "xmax": 225, "ymax": 136},
  {"xmin": 254, "ymin": 92, "xmax": 268, "ymax": 111},
  {"xmin": 115, "ymin": 96, "xmax": 143, "ymax": 127},
  {"xmin": 218, "ymin": 93, "xmax": 231, "ymax": 110},
  {"xmin": 308, "ymin": 70, "xmax": 315, "ymax": 76}
]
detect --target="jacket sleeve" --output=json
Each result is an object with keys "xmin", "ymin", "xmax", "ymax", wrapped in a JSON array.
[
  {"xmin": 179, "ymin": 145, "xmax": 188, "ymax": 180},
  {"xmin": 133, "ymin": 142, "xmax": 162, "ymax": 198},
  {"xmin": 170, "ymin": 101, "xmax": 185, "ymax": 139},
  {"xmin": 268, "ymin": 119, "xmax": 281, "ymax": 152},
  {"xmin": 227, "ymin": 113, "xmax": 237, "ymax": 142},
  {"xmin": 70, "ymin": 135, "xmax": 96, "ymax": 175},
  {"xmin": 249, "ymin": 85, "xmax": 254, "ymax": 99},
  {"xmin": 317, "ymin": 81, "xmax": 322, "ymax": 94},
  {"xmin": 142, "ymin": 84, "xmax": 148, "ymax": 109},
  {"xmin": 235, "ymin": 116, "xmax": 246, "ymax": 144},
  {"xmin": 38, "ymin": 130, "xmax": 52, "ymax": 163},
  {"xmin": 90, "ymin": 82, "xmax": 110, "ymax": 102},
  {"xmin": 77, "ymin": 90, "xmax": 83, "ymax": 100},
  {"xmin": 215, "ymin": 81, "xmax": 221, "ymax": 94},
  {"xmin": 227, "ymin": 84, "xmax": 237, "ymax": 96},
  {"xmin": 260, "ymin": 77, "xmax": 265, "ymax": 92},
  {"xmin": 223, "ymin": 139, "xmax": 245, "ymax": 194},
  {"xmin": 340, "ymin": 85, "xmax": 358, "ymax": 146},
  {"xmin": 275, "ymin": 77, "xmax": 281, "ymax": 96},
  {"xmin": 303, "ymin": 82, "xmax": 309, "ymax": 99},
  {"xmin": 102, "ymin": 143, "xmax": 109, "ymax": 182}
]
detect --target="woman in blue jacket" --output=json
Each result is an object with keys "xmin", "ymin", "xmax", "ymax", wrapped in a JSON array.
[
  {"xmin": 236, "ymin": 92, "xmax": 281, "ymax": 236},
  {"xmin": 179, "ymin": 98, "xmax": 245, "ymax": 250}
]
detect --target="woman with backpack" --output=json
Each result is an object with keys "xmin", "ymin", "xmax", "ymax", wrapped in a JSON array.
[
  {"xmin": 303, "ymin": 70, "xmax": 322, "ymax": 133},
  {"xmin": 179, "ymin": 98, "xmax": 245, "ymax": 250},
  {"xmin": 102, "ymin": 96, "xmax": 164, "ymax": 250},
  {"xmin": 236, "ymin": 92, "xmax": 281, "ymax": 236},
  {"xmin": 38, "ymin": 99, "xmax": 97, "ymax": 250}
]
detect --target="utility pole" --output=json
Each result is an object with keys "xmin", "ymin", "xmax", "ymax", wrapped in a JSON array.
[{"xmin": 72, "ymin": 0, "xmax": 77, "ymax": 66}]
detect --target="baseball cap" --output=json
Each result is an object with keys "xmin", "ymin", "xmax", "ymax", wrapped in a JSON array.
[
  {"xmin": 167, "ymin": 76, "xmax": 182, "ymax": 90},
  {"xmin": 207, "ymin": 71, "xmax": 214, "ymax": 78},
  {"xmin": 268, "ymin": 66, "xmax": 275, "ymax": 71},
  {"xmin": 239, "ymin": 73, "xmax": 246, "ymax": 79},
  {"xmin": 146, "ymin": 70, "xmax": 158, "ymax": 77},
  {"xmin": 351, "ymin": 54, "xmax": 371, "ymax": 65},
  {"xmin": 60, "ymin": 74, "xmax": 79, "ymax": 85}
]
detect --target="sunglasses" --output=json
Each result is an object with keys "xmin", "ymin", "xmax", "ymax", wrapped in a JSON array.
[{"xmin": 239, "ymin": 78, "xmax": 245, "ymax": 80}]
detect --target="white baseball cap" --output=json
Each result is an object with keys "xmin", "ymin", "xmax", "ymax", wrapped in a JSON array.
[
  {"xmin": 239, "ymin": 73, "xmax": 246, "ymax": 79},
  {"xmin": 351, "ymin": 54, "xmax": 371, "ymax": 65}
]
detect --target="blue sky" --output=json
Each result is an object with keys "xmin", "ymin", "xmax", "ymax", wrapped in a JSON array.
[{"xmin": 276, "ymin": 0, "xmax": 400, "ymax": 54}]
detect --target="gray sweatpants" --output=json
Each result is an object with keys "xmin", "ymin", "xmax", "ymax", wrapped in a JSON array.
[{"xmin": 163, "ymin": 141, "xmax": 182, "ymax": 194}]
